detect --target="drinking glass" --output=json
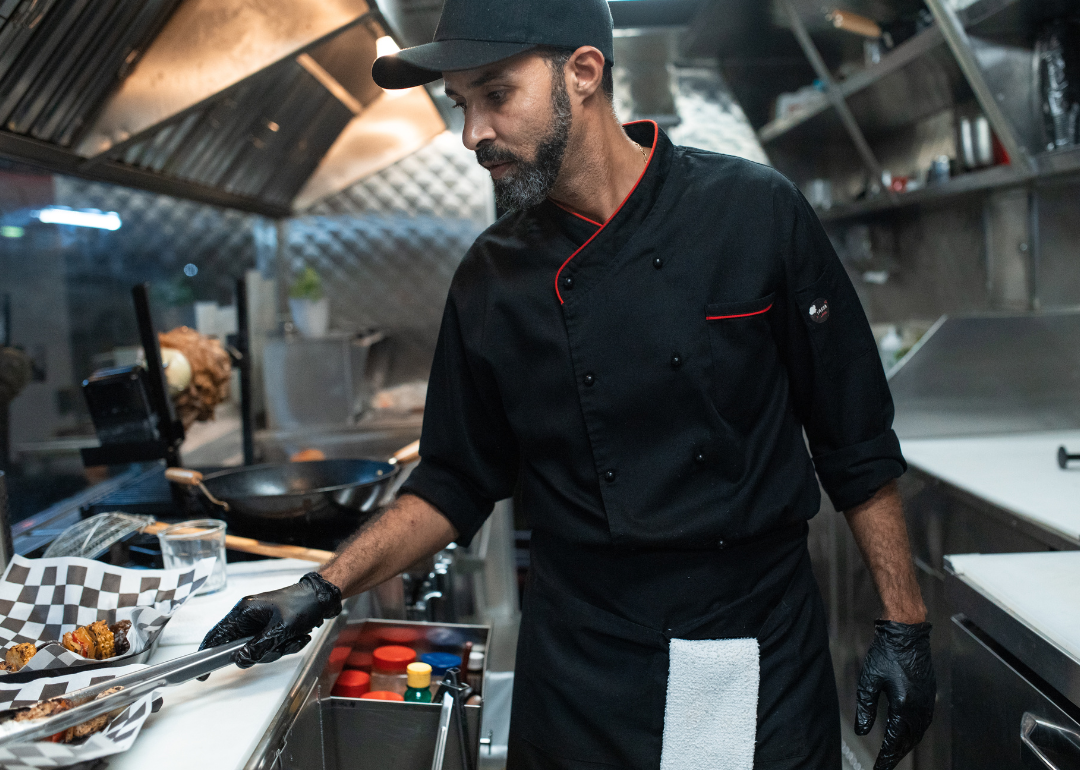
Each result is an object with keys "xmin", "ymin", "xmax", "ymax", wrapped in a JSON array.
[{"xmin": 157, "ymin": 519, "xmax": 228, "ymax": 595}]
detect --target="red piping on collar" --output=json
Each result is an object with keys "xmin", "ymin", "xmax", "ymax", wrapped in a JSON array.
[
  {"xmin": 706, "ymin": 303, "xmax": 773, "ymax": 321},
  {"xmin": 554, "ymin": 120, "xmax": 659, "ymax": 304},
  {"xmin": 552, "ymin": 201, "xmax": 602, "ymax": 228}
]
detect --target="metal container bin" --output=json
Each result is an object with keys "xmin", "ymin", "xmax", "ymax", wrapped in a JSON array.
[{"xmin": 322, "ymin": 619, "xmax": 489, "ymax": 770}]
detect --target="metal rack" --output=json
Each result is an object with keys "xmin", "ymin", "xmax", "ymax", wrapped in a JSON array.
[{"xmin": 750, "ymin": 0, "xmax": 1080, "ymax": 221}]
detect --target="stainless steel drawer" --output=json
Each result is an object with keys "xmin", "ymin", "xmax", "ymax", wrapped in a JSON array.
[{"xmin": 951, "ymin": 616, "xmax": 1080, "ymax": 770}]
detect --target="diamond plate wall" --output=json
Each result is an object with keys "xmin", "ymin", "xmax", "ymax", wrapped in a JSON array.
[
  {"xmin": 306, "ymin": 131, "xmax": 493, "ymax": 223},
  {"xmin": 287, "ymin": 130, "xmax": 494, "ymax": 383},
  {"xmin": 51, "ymin": 176, "xmax": 262, "ymax": 385},
  {"xmin": 666, "ymin": 65, "xmax": 771, "ymax": 165}
]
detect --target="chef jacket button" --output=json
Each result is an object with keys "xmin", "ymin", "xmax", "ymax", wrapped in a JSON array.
[
  {"xmin": 603, "ymin": 470, "xmax": 617, "ymax": 483},
  {"xmin": 717, "ymin": 538, "xmax": 726, "ymax": 550},
  {"xmin": 694, "ymin": 451, "xmax": 706, "ymax": 464},
  {"xmin": 670, "ymin": 353, "xmax": 682, "ymax": 369},
  {"xmin": 563, "ymin": 275, "xmax": 574, "ymax": 289},
  {"xmin": 584, "ymin": 373, "xmax": 596, "ymax": 387},
  {"xmin": 653, "ymin": 257, "xmax": 664, "ymax": 270}
]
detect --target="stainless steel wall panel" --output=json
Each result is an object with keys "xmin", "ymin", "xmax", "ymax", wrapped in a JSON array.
[
  {"xmin": 284, "ymin": 131, "xmax": 493, "ymax": 384},
  {"xmin": 664, "ymin": 65, "xmax": 771, "ymax": 165},
  {"xmin": 887, "ymin": 312, "xmax": 1080, "ymax": 438}
]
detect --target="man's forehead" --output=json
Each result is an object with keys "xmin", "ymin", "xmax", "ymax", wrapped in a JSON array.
[{"xmin": 443, "ymin": 52, "xmax": 543, "ymax": 95}]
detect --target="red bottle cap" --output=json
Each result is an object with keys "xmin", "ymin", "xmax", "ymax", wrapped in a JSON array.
[
  {"xmin": 328, "ymin": 647, "xmax": 351, "ymax": 667},
  {"xmin": 345, "ymin": 650, "xmax": 373, "ymax": 671},
  {"xmin": 378, "ymin": 627, "xmax": 423, "ymax": 645},
  {"xmin": 373, "ymin": 645, "xmax": 416, "ymax": 672},
  {"xmin": 360, "ymin": 690, "xmax": 404, "ymax": 701},
  {"xmin": 331, "ymin": 670, "xmax": 371, "ymax": 698}
]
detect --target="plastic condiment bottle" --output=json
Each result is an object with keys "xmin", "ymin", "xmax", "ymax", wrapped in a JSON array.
[
  {"xmin": 404, "ymin": 662, "xmax": 434, "ymax": 703},
  {"xmin": 345, "ymin": 650, "xmax": 373, "ymax": 671},
  {"xmin": 420, "ymin": 652, "xmax": 462, "ymax": 696},
  {"xmin": 370, "ymin": 645, "xmax": 416, "ymax": 695},
  {"xmin": 360, "ymin": 691, "xmax": 404, "ymax": 701},
  {"xmin": 331, "ymin": 670, "xmax": 370, "ymax": 698},
  {"xmin": 467, "ymin": 650, "xmax": 485, "ymax": 691}
]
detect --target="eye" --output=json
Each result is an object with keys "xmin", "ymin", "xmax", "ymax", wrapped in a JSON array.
[
  {"xmin": 487, "ymin": 90, "xmax": 505, "ymax": 104},
  {"xmin": 451, "ymin": 101, "xmax": 466, "ymax": 111}
]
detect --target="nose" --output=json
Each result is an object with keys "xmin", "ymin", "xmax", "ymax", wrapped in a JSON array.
[{"xmin": 462, "ymin": 111, "xmax": 496, "ymax": 152}]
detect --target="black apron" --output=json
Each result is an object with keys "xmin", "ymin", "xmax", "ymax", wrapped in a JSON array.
[{"xmin": 506, "ymin": 523, "xmax": 840, "ymax": 770}]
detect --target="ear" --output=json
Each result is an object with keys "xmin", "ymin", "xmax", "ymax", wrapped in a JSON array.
[{"xmin": 566, "ymin": 46, "xmax": 606, "ymax": 103}]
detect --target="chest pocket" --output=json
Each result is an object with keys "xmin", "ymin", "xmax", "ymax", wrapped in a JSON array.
[{"xmin": 704, "ymin": 292, "xmax": 779, "ymax": 434}]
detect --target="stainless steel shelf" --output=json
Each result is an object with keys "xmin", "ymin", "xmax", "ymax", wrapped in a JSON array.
[
  {"xmin": 960, "ymin": 0, "xmax": 1075, "ymax": 39},
  {"xmin": 758, "ymin": 25, "xmax": 947, "ymax": 145},
  {"xmin": 819, "ymin": 145, "xmax": 1080, "ymax": 221},
  {"xmin": 819, "ymin": 163, "xmax": 1024, "ymax": 221},
  {"xmin": 1036, "ymin": 145, "xmax": 1080, "ymax": 179}
]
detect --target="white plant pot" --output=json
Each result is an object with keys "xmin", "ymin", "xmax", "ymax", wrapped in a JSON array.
[{"xmin": 289, "ymin": 297, "xmax": 330, "ymax": 338}]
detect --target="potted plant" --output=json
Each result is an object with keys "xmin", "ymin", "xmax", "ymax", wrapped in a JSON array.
[{"xmin": 288, "ymin": 266, "xmax": 329, "ymax": 338}]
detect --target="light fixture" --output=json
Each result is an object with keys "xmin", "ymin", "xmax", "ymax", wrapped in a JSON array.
[
  {"xmin": 376, "ymin": 36, "xmax": 400, "ymax": 58},
  {"xmin": 183, "ymin": 263, "xmax": 198, "ymax": 277},
  {"xmin": 0, "ymin": 226, "xmax": 23, "ymax": 239},
  {"xmin": 35, "ymin": 207, "xmax": 121, "ymax": 231}
]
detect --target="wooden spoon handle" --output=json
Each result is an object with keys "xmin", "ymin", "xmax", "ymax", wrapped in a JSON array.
[
  {"xmin": 220, "ymin": 535, "xmax": 334, "ymax": 564},
  {"xmin": 391, "ymin": 440, "xmax": 420, "ymax": 465},
  {"xmin": 164, "ymin": 468, "xmax": 204, "ymax": 485},
  {"xmin": 142, "ymin": 522, "xmax": 333, "ymax": 564}
]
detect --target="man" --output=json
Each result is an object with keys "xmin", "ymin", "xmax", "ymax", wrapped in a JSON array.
[{"xmin": 201, "ymin": 1, "xmax": 936, "ymax": 768}]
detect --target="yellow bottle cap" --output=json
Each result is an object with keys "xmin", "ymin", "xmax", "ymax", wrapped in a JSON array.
[{"xmin": 406, "ymin": 662, "xmax": 432, "ymax": 689}]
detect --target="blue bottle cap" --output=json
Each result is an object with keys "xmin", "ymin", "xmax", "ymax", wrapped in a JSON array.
[
  {"xmin": 425, "ymin": 627, "xmax": 466, "ymax": 648},
  {"xmin": 420, "ymin": 652, "xmax": 463, "ymax": 675}
]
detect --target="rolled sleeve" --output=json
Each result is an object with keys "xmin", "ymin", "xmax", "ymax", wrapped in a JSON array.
[
  {"xmin": 777, "ymin": 183, "xmax": 907, "ymax": 511},
  {"xmin": 398, "ymin": 266, "xmax": 519, "ymax": 547}
]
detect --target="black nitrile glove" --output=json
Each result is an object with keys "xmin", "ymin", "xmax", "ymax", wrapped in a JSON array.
[
  {"xmin": 200, "ymin": 572, "xmax": 342, "ymax": 669},
  {"xmin": 855, "ymin": 620, "xmax": 936, "ymax": 770}
]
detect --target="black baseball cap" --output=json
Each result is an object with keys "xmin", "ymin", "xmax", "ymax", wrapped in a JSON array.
[{"xmin": 372, "ymin": 0, "xmax": 614, "ymax": 90}]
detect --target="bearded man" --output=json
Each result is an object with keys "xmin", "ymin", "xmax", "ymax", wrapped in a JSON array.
[{"xmin": 202, "ymin": 1, "xmax": 936, "ymax": 768}]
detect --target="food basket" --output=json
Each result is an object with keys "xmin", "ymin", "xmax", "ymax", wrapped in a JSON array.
[
  {"xmin": 0, "ymin": 555, "xmax": 213, "ymax": 683},
  {"xmin": 0, "ymin": 663, "xmax": 160, "ymax": 769}
]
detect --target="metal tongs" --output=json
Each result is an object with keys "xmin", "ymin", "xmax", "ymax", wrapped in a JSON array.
[
  {"xmin": 430, "ymin": 667, "xmax": 475, "ymax": 770},
  {"xmin": 0, "ymin": 637, "xmax": 250, "ymax": 747}
]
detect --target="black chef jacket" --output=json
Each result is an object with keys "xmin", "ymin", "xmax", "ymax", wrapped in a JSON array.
[{"xmin": 401, "ymin": 120, "xmax": 905, "ymax": 549}]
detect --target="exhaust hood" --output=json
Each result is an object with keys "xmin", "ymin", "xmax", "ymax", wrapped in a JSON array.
[{"xmin": 0, "ymin": 0, "xmax": 445, "ymax": 217}]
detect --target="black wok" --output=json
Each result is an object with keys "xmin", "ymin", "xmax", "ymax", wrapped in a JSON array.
[{"xmin": 165, "ymin": 441, "xmax": 419, "ymax": 527}]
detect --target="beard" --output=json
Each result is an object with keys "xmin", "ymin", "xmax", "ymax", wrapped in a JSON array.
[{"xmin": 476, "ymin": 71, "xmax": 572, "ymax": 211}]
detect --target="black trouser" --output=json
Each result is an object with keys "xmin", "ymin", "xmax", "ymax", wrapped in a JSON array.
[{"xmin": 506, "ymin": 524, "xmax": 841, "ymax": 770}]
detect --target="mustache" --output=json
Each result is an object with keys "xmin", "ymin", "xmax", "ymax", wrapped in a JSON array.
[{"xmin": 475, "ymin": 143, "xmax": 522, "ymax": 166}]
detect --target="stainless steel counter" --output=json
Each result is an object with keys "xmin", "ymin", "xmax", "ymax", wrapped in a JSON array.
[{"xmin": 945, "ymin": 553, "xmax": 1080, "ymax": 770}]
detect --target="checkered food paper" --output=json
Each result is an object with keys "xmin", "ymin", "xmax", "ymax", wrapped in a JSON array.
[
  {"xmin": 0, "ymin": 555, "xmax": 213, "ymax": 675},
  {"xmin": 0, "ymin": 663, "xmax": 160, "ymax": 769}
]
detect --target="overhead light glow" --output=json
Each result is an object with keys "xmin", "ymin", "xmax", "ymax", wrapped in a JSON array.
[
  {"xmin": 0, "ymin": 226, "xmax": 23, "ymax": 239},
  {"xmin": 35, "ymin": 207, "xmax": 121, "ymax": 231},
  {"xmin": 183, "ymin": 263, "xmax": 198, "ymax": 277},
  {"xmin": 376, "ymin": 36, "xmax": 400, "ymax": 57}
]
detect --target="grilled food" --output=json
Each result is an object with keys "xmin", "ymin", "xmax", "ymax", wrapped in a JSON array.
[
  {"xmin": 9, "ymin": 686, "xmax": 126, "ymax": 743},
  {"xmin": 4, "ymin": 643, "xmax": 37, "ymax": 672},
  {"xmin": 61, "ymin": 620, "xmax": 131, "ymax": 661}
]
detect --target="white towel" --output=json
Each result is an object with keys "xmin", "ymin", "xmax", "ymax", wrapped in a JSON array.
[{"xmin": 660, "ymin": 637, "xmax": 760, "ymax": 770}]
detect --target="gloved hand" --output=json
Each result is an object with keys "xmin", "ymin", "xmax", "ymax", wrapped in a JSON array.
[
  {"xmin": 200, "ymin": 572, "xmax": 342, "ymax": 669},
  {"xmin": 855, "ymin": 620, "xmax": 936, "ymax": 770}
]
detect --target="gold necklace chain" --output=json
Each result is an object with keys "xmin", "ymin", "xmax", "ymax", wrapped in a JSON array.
[{"xmin": 638, "ymin": 143, "xmax": 649, "ymax": 164}]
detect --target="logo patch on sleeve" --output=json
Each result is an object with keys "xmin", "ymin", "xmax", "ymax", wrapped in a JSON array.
[{"xmin": 808, "ymin": 299, "xmax": 830, "ymax": 323}]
